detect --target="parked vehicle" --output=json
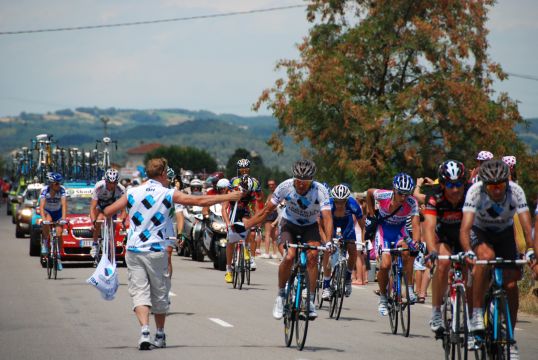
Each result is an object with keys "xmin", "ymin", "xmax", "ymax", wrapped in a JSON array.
[{"xmin": 15, "ymin": 182, "xmax": 44, "ymax": 238}]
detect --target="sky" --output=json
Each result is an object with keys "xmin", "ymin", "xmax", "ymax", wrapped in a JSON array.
[{"xmin": 0, "ymin": 0, "xmax": 537, "ymax": 119}]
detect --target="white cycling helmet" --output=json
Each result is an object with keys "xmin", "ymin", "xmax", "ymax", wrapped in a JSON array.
[
  {"xmin": 104, "ymin": 168, "xmax": 119, "ymax": 183},
  {"xmin": 331, "ymin": 184, "xmax": 351, "ymax": 200},
  {"xmin": 502, "ymin": 155, "xmax": 516, "ymax": 169},
  {"xmin": 190, "ymin": 178, "xmax": 203, "ymax": 189},
  {"xmin": 216, "ymin": 178, "xmax": 230, "ymax": 190},
  {"xmin": 476, "ymin": 150, "xmax": 494, "ymax": 161}
]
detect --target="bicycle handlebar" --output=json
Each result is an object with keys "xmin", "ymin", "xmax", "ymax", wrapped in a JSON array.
[
  {"xmin": 42, "ymin": 220, "xmax": 68, "ymax": 226},
  {"xmin": 287, "ymin": 243, "xmax": 326, "ymax": 251},
  {"xmin": 475, "ymin": 258, "xmax": 529, "ymax": 265},
  {"xmin": 381, "ymin": 247, "xmax": 410, "ymax": 253}
]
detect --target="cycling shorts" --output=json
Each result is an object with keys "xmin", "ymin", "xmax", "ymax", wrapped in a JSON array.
[
  {"xmin": 437, "ymin": 225, "xmax": 463, "ymax": 253},
  {"xmin": 279, "ymin": 219, "xmax": 321, "ymax": 245},
  {"xmin": 470, "ymin": 225, "xmax": 518, "ymax": 265},
  {"xmin": 44, "ymin": 209, "xmax": 62, "ymax": 222}
]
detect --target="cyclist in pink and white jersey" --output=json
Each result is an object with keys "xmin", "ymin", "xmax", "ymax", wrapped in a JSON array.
[{"xmin": 366, "ymin": 173, "xmax": 421, "ymax": 316}]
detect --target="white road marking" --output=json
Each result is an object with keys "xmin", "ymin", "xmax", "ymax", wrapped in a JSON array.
[
  {"xmin": 209, "ymin": 318, "xmax": 234, "ymax": 328},
  {"xmin": 168, "ymin": 291, "xmax": 177, "ymax": 297}
]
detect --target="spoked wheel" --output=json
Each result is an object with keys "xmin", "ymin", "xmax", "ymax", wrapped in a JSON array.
[
  {"xmin": 239, "ymin": 247, "xmax": 245, "ymax": 290},
  {"xmin": 284, "ymin": 273, "xmax": 296, "ymax": 347},
  {"xmin": 400, "ymin": 272, "xmax": 411, "ymax": 337},
  {"xmin": 446, "ymin": 287, "xmax": 469, "ymax": 360},
  {"xmin": 46, "ymin": 253, "xmax": 53, "ymax": 279},
  {"xmin": 493, "ymin": 297, "xmax": 511, "ymax": 360},
  {"xmin": 388, "ymin": 270, "xmax": 398, "ymax": 334},
  {"xmin": 315, "ymin": 260, "xmax": 324, "ymax": 309},
  {"xmin": 335, "ymin": 265, "xmax": 346, "ymax": 320},
  {"xmin": 232, "ymin": 247, "xmax": 239, "ymax": 289},
  {"xmin": 246, "ymin": 258, "xmax": 251, "ymax": 286},
  {"xmin": 295, "ymin": 271, "xmax": 310, "ymax": 351},
  {"xmin": 442, "ymin": 295, "xmax": 452, "ymax": 360},
  {"xmin": 328, "ymin": 265, "xmax": 339, "ymax": 318}
]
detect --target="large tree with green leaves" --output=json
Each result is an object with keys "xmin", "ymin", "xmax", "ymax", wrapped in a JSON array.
[
  {"xmin": 255, "ymin": 0, "xmax": 537, "ymax": 192},
  {"xmin": 145, "ymin": 145, "xmax": 217, "ymax": 174}
]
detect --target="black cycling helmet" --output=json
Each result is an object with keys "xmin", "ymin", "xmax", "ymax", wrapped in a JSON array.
[
  {"xmin": 438, "ymin": 160, "xmax": 466, "ymax": 184},
  {"xmin": 331, "ymin": 184, "xmax": 351, "ymax": 200},
  {"xmin": 292, "ymin": 159, "xmax": 316, "ymax": 180},
  {"xmin": 240, "ymin": 174, "xmax": 255, "ymax": 192},
  {"xmin": 479, "ymin": 160, "xmax": 509, "ymax": 184},
  {"xmin": 236, "ymin": 158, "xmax": 251, "ymax": 169}
]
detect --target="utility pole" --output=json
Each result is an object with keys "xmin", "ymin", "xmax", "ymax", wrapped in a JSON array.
[{"xmin": 100, "ymin": 116, "xmax": 110, "ymax": 138}]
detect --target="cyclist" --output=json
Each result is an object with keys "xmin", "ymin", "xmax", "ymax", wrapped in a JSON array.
[
  {"xmin": 420, "ymin": 160, "xmax": 468, "ymax": 332},
  {"xmin": 39, "ymin": 172, "xmax": 68, "ymax": 270},
  {"xmin": 460, "ymin": 160, "xmax": 534, "ymax": 358},
  {"xmin": 90, "ymin": 168, "xmax": 126, "ymax": 258},
  {"xmin": 230, "ymin": 159, "xmax": 263, "ymax": 270},
  {"xmin": 469, "ymin": 150, "xmax": 494, "ymax": 183},
  {"xmin": 366, "ymin": 173, "xmax": 420, "ymax": 316},
  {"xmin": 240, "ymin": 159, "xmax": 332, "ymax": 320},
  {"xmin": 321, "ymin": 184, "xmax": 364, "ymax": 299}
]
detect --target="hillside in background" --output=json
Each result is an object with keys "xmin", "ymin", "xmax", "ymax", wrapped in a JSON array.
[
  {"xmin": 0, "ymin": 107, "xmax": 302, "ymax": 171},
  {"xmin": 1, "ymin": 108, "xmax": 536, "ymax": 171}
]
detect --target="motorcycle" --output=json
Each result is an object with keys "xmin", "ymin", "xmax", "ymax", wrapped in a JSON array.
[
  {"xmin": 203, "ymin": 204, "xmax": 227, "ymax": 271},
  {"xmin": 184, "ymin": 205, "xmax": 205, "ymax": 262}
]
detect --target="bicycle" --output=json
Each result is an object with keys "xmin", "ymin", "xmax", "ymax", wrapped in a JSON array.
[
  {"xmin": 328, "ymin": 235, "xmax": 348, "ymax": 320},
  {"xmin": 473, "ymin": 257, "xmax": 528, "ymax": 360},
  {"xmin": 434, "ymin": 253, "xmax": 472, "ymax": 360},
  {"xmin": 315, "ymin": 247, "xmax": 325, "ymax": 308},
  {"xmin": 231, "ymin": 238, "xmax": 251, "ymax": 290},
  {"xmin": 381, "ymin": 246, "xmax": 415, "ymax": 337},
  {"xmin": 42, "ymin": 220, "xmax": 66, "ymax": 280},
  {"xmin": 283, "ymin": 240, "xmax": 325, "ymax": 351}
]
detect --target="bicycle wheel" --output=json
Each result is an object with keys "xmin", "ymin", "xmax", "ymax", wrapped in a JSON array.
[
  {"xmin": 494, "ymin": 296, "xmax": 511, "ymax": 360},
  {"xmin": 388, "ymin": 266, "xmax": 398, "ymax": 334},
  {"xmin": 52, "ymin": 239, "xmax": 58, "ymax": 280},
  {"xmin": 335, "ymin": 263, "xmax": 346, "ymax": 320},
  {"xmin": 284, "ymin": 273, "xmax": 296, "ymax": 347},
  {"xmin": 295, "ymin": 271, "xmax": 310, "ymax": 351},
  {"xmin": 46, "ymin": 247, "xmax": 52, "ymax": 280},
  {"xmin": 239, "ymin": 245, "xmax": 245, "ymax": 290},
  {"xmin": 448, "ymin": 287, "xmax": 469, "ymax": 360},
  {"xmin": 442, "ymin": 294, "xmax": 452, "ymax": 359},
  {"xmin": 328, "ymin": 265, "xmax": 339, "ymax": 318},
  {"xmin": 400, "ymin": 271, "xmax": 411, "ymax": 337},
  {"xmin": 232, "ymin": 246, "xmax": 239, "ymax": 289},
  {"xmin": 246, "ymin": 255, "xmax": 251, "ymax": 286},
  {"xmin": 316, "ymin": 258, "xmax": 324, "ymax": 308}
]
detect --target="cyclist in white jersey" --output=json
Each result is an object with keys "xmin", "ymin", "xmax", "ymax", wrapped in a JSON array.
[
  {"xmin": 39, "ymin": 172, "xmax": 68, "ymax": 270},
  {"xmin": 460, "ymin": 160, "xmax": 534, "ymax": 359},
  {"xmin": 240, "ymin": 159, "xmax": 333, "ymax": 320},
  {"xmin": 90, "ymin": 169, "xmax": 126, "ymax": 257},
  {"xmin": 103, "ymin": 158, "xmax": 242, "ymax": 350}
]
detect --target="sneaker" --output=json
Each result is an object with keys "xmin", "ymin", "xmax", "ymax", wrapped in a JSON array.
[
  {"xmin": 255, "ymin": 249, "xmax": 261, "ymax": 256},
  {"xmin": 57, "ymin": 259, "xmax": 63, "ymax": 271},
  {"xmin": 260, "ymin": 253, "xmax": 270, "ymax": 259},
  {"xmin": 467, "ymin": 335, "xmax": 479, "ymax": 351},
  {"xmin": 224, "ymin": 271, "xmax": 233, "ymax": 283},
  {"xmin": 41, "ymin": 245, "xmax": 48, "ymax": 255},
  {"xmin": 273, "ymin": 295, "xmax": 284, "ymax": 320},
  {"xmin": 509, "ymin": 344, "xmax": 519, "ymax": 360},
  {"xmin": 322, "ymin": 287, "xmax": 332, "ymax": 300},
  {"xmin": 408, "ymin": 290, "xmax": 417, "ymax": 303},
  {"xmin": 378, "ymin": 300, "xmax": 389, "ymax": 316},
  {"xmin": 90, "ymin": 243, "xmax": 98, "ymax": 258},
  {"xmin": 153, "ymin": 333, "xmax": 166, "ymax": 348},
  {"xmin": 430, "ymin": 311, "xmax": 444, "ymax": 332},
  {"xmin": 138, "ymin": 331, "xmax": 151, "ymax": 350},
  {"xmin": 470, "ymin": 311, "xmax": 485, "ymax": 332},
  {"xmin": 308, "ymin": 300, "xmax": 317, "ymax": 319},
  {"xmin": 250, "ymin": 259, "xmax": 257, "ymax": 271},
  {"xmin": 345, "ymin": 280, "xmax": 352, "ymax": 297}
]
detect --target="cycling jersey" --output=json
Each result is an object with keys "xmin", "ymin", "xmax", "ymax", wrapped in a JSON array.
[
  {"xmin": 125, "ymin": 179, "xmax": 176, "ymax": 252},
  {"xmin": 271, "ymin": 179, "xmax": 330, "ymax": 226},
  {"xmin": 40, "ymin": 185, "xmax": 67, "ymax": 212},
  {"xmin": 92, "ymin": 180, "xmax": 125, "ymax": 210},
  {"xmin": 463, "ymin": 181, "xmax": 528, "ymax": 233},
  {"xmin": 330, "ymin": 197, "xmax": 363, "ymax": 241},
  {"xmin": 374, "ymin": 189, "xmax": 418, "ymax": 248},
  {"xmin": 229, "ymin": 176, "xmax": 262, "ymax": 221}
]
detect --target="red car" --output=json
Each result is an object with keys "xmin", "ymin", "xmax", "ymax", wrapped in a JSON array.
[{"xmin": 60, "ymin": 190, "xmax": 127, "ymax": 265}]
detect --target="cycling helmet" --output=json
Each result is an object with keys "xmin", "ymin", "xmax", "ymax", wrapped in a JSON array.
[
  {"xmin": 104, "ymin": 168, "xmax": 119, "ymax": 183},
  {"xmin": 479, "ymin": 160, "xmax": 509, "ymax": 184},
  {"xmin": 292, "ymin": 159, "xmax": 317, "ymax": 180},
  {"xmin": 166, "ymin": 167, "xmax": 176, "ymax": 181},
  {"xmin": 216, "ymin": 178, "xmax": 230, "ymax": 190},
  {"xmin": 476, "ymin": 150, "xmax": 494, "ymax": 161},
  {"xmin": 190, "ymin": 178, "xmax": 204, "ymax": 192},
  {"xmin": 47, "ymin": 172, "xmax": 63, "ymax": 184},
  {"xmin": 331, "ymin": 184, "xmax": 351, "ymax": 200},
  {"xmin": 502, "ymin": 155, "xmax": 516, "ymax": 169},
  {"xmin": 392, "ymin": 172, "xmax": 414, "ymax": 194},
  {"xmin": 438, "ymin": 160, "xmax": 466, "ymax": 183},
  {"xmin": 240, "ymin": 175, "xmax": 255, "ymax": 192},
  {"xmin": 237, "ymin": 158, "xmax": 251, "ymax": 169}
]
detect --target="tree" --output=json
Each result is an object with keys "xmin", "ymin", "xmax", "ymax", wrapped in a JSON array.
[
  {"xmin": 145, "ymin": 145, "xmax": 217, "ymax": 175},
  {"xmin": 255, "ymin": 0, "xmax": 537, "ymax": 191}
]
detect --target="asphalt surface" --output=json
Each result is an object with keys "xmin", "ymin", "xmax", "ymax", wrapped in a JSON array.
[{"xmin": 1, "ymin": 210, "xmax": 537, "ymax": 360}]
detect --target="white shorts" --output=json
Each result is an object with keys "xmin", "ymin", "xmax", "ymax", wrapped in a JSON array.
[{"xmin": 126, "ymin": 251, "xmax": 171, "ymax": 314}]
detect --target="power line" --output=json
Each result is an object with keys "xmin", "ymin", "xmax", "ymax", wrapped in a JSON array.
[
  {"xmin": 0, "ymin": 4, "xmax": 307, "ymax": 36},
  {"xmin": 506, "ymin": 72, "xmax": 538, "ymax": 82}
]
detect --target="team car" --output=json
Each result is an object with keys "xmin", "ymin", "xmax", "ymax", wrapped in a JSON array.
[{"xmin": 15, "ymin": 182, "xmax": 44, "ymax": 238}]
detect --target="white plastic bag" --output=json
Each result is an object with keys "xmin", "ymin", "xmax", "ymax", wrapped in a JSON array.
[{"xmin": 86, "ymin": 218, "xmax": 119, "ymax": 300}]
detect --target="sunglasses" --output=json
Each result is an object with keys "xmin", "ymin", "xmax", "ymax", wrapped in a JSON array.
[
  {"xmin": 395, "ymin": 190, "xmax": 410, "ymax": 196},
  {"xmin": 52, "ymin": 182, "xmax": 61, "ymax": 186},
  {"xmin": 445, "ymin": 181, "xmax": 464, "ymax": 189},
  {"xmin": 294, "ymin": 178, "xmax": 313, "ymax": 186},
  {"xmin": 486, "ymin": 182, "xmax": 507, "ymax": 192}
]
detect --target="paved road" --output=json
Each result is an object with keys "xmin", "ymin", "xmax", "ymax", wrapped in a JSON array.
[{"xmin": 0, "ymin": 212, "xmax": 536, "ymax": 360}]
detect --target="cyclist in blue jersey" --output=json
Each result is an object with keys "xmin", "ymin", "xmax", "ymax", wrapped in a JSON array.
[
  {"xmin": 39, "ymin": 172, "xmax": 68, "ymax": 270},
  {"xmin": 321, "ymin": 184, "xmax": 364, "ymax": 299},
  {"xmin": 240, "ymin": 159, "xmax": 333, "ymax": 320}
]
